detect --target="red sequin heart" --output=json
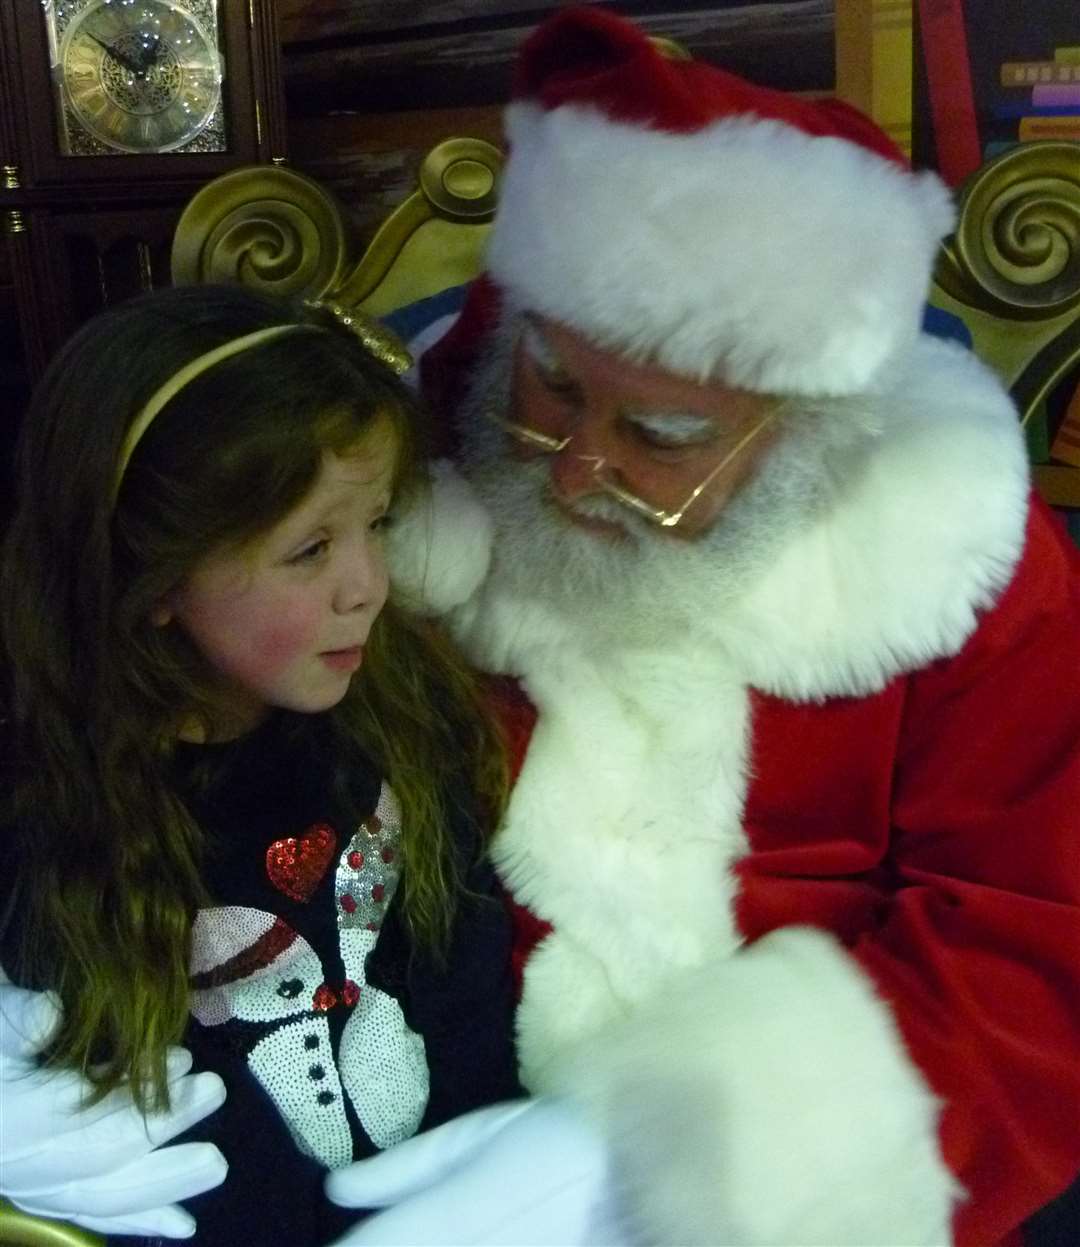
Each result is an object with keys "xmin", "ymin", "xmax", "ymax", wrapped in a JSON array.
[{"xmin": 266, "ymin": 823, "xmax": 336, "ymax": 902}]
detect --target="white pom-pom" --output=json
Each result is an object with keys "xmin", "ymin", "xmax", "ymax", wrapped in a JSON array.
[{"xmin": 387, "ymin": 460, "xmax": 493, "ymax": 616}]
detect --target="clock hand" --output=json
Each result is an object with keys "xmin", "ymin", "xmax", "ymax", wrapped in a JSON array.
[
  {"xmin": 84, "ymin": 29, "xmax": 145, "ymax": 77},
  {"xmin": 135, "ymin": 33, "xmax": 163, "ymax": 73}
]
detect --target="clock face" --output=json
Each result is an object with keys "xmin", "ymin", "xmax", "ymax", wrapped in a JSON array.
[{"xmin": 56, "ymin": 0, "xmax": 223, "ymax": 154}]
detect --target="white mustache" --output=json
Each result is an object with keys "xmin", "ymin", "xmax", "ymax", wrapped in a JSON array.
[{"xmin": 555, "ymin": 489, "xmax": 633, "ymax": 527}]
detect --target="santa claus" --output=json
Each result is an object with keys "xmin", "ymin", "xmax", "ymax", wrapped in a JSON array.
[{"xmin": 340, "ymin": 8, "xmax": 1080, "ymax": 1247}]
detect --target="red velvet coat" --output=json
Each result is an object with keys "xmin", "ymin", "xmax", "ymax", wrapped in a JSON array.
[
  {"xmin": 490, "ymin": 498, "xmax": 1080, "ymax": 1247},
  {"xmin": 410, "ymin": 289, "xmax": 1080, "ymax": 1247}
]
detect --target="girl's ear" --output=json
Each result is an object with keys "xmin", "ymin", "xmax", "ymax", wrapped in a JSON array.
[
  {"xmin": 150, "ymin": 584, "xmax": 184, "ymax": 627},
  {"xmin": 152, "ymin": 581, "xmax": 187, "ymax": 628}
]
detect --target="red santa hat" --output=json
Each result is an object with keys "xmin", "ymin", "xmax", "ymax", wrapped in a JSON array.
[{"xmin": 484, "ymin": 6, "xmax": 955, "ymax": 396}]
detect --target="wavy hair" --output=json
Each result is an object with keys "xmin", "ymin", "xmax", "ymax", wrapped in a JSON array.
[{"xmin": 1, "ymin": 285, "xmax": 505, "ymax": 1111}]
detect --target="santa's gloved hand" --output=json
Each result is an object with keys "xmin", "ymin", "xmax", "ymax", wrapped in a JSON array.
[
  {"xmin": 1, "ymin": 984, "xmax": 228, "ymax": 1238},
  {"xmin": 326, "ymin": 1098, "xmax": 634, "ymax": 1246}
]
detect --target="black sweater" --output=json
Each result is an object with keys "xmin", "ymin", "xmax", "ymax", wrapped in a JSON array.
[{"xmin": 4, "ymin": 711, "xmax": 521, "ymax": 1247}]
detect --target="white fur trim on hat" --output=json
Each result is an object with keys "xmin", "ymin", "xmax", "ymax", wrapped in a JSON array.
[{"xmin": 486, "ymin": 103, "xmax": 956, "ymax": 396}]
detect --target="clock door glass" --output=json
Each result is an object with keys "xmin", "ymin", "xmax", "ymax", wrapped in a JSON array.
[{"xmin": 46, "ymin": 0, "xmax": 227, "ymax": 155}]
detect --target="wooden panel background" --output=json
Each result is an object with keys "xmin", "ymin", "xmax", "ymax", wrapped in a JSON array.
[
  {"xmin": 0, "ymin": 2, "xmax": 836, "ymax": 417},
  {"xmin": 279, "ymin": 1, "xmax": 836, "ymax": 242}
]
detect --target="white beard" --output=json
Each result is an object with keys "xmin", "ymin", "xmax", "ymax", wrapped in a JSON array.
[{"xmin": 455, "ymin": 308, "xmax": 886, "ymax": 650}]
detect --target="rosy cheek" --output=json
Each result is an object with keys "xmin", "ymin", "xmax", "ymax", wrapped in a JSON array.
[{"xmin": 232, "ymin": 601, "xmax": 322, "ymax": 679}]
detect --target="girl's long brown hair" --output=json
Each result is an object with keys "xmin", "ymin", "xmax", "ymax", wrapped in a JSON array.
[{"xmin": 1, "ymin": 285, "xmax": 505, "ymax": 1112}]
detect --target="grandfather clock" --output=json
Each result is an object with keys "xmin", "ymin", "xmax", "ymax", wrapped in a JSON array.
[{"xmin": 0, "ymin": 0, "xmax": 286, "ymax": 387}]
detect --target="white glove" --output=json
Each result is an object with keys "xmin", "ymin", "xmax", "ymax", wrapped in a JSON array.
[
  {"xmin": 326, "ymin": 1098, "xmax": 635, "ymax": 1246},
  {"xmin": 1, "ymin": 985, "xmax": 228, "ymax": 1239}
]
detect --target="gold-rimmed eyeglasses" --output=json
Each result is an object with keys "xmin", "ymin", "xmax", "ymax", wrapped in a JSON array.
[{"xmin": 486, "ymin": 406, "xmax": 779, "ymax": 530}]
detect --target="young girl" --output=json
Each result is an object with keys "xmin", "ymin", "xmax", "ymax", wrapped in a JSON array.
[{"xmin": 0, "ymin": 285, "xmax": 521, "ymax": 1245}]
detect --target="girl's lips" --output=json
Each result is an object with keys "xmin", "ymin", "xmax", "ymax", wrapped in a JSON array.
[{"xmin": 320, "ymin": 646, "xmax": 363, "ymax": 673}]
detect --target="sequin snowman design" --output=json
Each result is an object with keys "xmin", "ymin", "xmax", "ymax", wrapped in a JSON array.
[{"xmin": 189, "ymin": 784, "xmax": 429, "ymax": 1168}]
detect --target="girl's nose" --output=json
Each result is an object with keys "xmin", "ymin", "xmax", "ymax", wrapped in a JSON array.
[{"xmin": 334, "ymin": 546, "xmax": 386, "ymax": 614}]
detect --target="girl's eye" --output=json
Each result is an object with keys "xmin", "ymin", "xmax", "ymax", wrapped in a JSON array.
[
  {"xmin": 370, "ymin": 513, "xmax": 392, "ymax": 533},
  {"xmin": 289, "ymin": 539, "xmax": 330, "ymax": 565}
]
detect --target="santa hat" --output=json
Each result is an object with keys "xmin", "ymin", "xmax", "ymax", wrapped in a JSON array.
[{"xmin": 484, "ymin": 6, "xmax": 955, "ymax": 396}]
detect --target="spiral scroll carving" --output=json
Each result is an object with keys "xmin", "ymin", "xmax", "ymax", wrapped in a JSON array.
[
  {"xmin": 418, "ymin": 138, "xmax": 502, "ymax": 221},
  {"xmin": 938, "ymin": 141, "xmax": 1080, "ymax": 320},
  {"xmin": 171, "ymin": 167, "xmax": 351, "ymax": 300}
]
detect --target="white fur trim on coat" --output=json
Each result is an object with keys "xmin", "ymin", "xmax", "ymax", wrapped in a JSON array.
[
  {"xmin": 486, "ymin": 103, "xmax": 956, "ymax": 396},
  {"xmin": 717, "ymin": 336, "xmax": 1030, "ymax": 700},
  {"xmin": 497, "ymin": 646, "xmax": 751, "ymax": 1034},
  {"xmin": 386, "ymin": 460, "xmax": 493, "ymax": 616},
  {"xmin": 538, "ymin": 926, "xmax": 960, "ymax": 1246}
]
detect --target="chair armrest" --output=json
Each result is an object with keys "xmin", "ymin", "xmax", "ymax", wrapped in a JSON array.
[{"xmin": 0, "ymin": 1202, "xmax": 103, "ymax": 1247}]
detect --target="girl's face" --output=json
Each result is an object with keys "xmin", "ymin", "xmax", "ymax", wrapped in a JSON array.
[{"xmin": 161, "ymin": 423, "xmax": 397, "ymax": 738}]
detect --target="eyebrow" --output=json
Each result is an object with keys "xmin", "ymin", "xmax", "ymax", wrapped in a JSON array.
[
  {"xmin": 522, "ymin": 317, "xmax": 728, "ymax": 445},
  {"xmin": 316, "ymin": 485, "xmax": 392, "ymax": 524},
  {"xmin": 521, "ymin": 317, "xmax": 569, "ymax": 376},
  {"xmin": 283, "ymin": 475, "xmax": 393, "ymax": 538},
  {"xmin": 620, "ymin": 409, "xmax": 719, "ymax": 443}
]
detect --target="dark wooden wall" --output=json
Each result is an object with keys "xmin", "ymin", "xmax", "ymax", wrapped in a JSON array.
[
  {"xmin": 280, "ymin": 1, "xmax": 834, "ymax": 112},
  {"xmin": 279, "ymin": 1, "xmax": 835, "ymax": 241},
  {"xmin": 0, "ymin": 2, "xmax": 835, "ymax": 420}
]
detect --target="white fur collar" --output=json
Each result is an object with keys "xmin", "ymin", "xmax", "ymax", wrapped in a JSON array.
[
  {"xmin": 434, "ymin": 335, "xmax": 1029, "ymax": 706},
  {"xmin": 717, "ymin": 336, "xmax": 1030, "ymax": 700}
]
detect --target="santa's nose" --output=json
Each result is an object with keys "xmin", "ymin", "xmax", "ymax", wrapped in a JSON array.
[{"xmin": 549, "ymin": 423, "xmax": 614, "ymax": 504}]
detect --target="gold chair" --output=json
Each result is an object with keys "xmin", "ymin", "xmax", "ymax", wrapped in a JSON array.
[
  {"xmin": 0, "ymin": 1201, "xmax": 101, "ymax": 1246},
  {"xmin": 172, "ymin": 136, "xmax": 1080, "ymax": 510},
  {"xmin": 171, "ymin": 137, "xmax": 502, "ymax": 319},
  {"xmin": 928, "ymin": 140, "xmax": 1080, "ymax": 508}
]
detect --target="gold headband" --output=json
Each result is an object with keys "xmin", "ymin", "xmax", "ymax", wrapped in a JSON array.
[
  {"xmin": 303, "ymin": 300, "xmax": 413, "ymax": 375},
  {"xmin": 111, "ymin": 305, "xmax": 413, "ymax": 506},
  {"xmin": 111, "ymin": 324, "xmax": 310, "ymax": 505}
]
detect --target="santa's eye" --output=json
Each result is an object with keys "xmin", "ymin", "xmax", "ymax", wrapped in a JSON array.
[
  {"xmin": 277, "ymin": 978, "xmax": 304, "ymax": 999},
  {"xmin": 621, "ymin": 411, "xmax": 719, "ymax": 450}
]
